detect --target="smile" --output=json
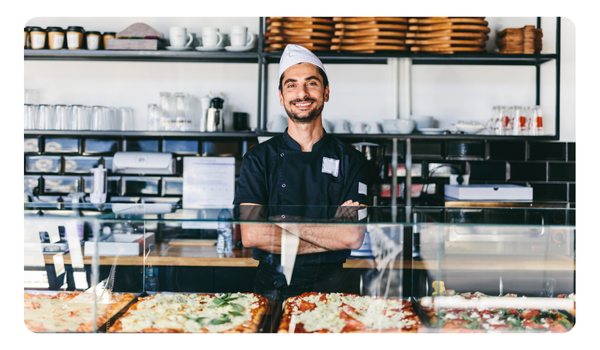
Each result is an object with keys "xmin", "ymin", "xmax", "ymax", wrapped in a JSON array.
[{"xmin": 294, "ymin": 102, "xmax": 313, "ymax": 108}]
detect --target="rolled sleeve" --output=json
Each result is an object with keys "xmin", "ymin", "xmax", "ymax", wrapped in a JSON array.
[{"xmin": 233, "ymin": 152, "xmax": 267, "ymax": 205}]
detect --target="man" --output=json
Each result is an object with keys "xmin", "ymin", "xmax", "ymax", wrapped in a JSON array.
[{"xmin": 233, "ymin": 44, "xmax": 368, "ymax": 300}]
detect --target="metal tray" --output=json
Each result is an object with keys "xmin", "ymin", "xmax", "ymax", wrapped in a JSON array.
[
  {"xmin": 410, "ymin": 296, "xmax": 433, "ymax": 328},
  {"xmin": 408, "ymin": 295, "xmax": 576, "ymax": 332},
  {"xmin": 119, "ymin": 291, "xmax": 277, "ymax": 333},
  {"xmin": 24, "ymin": 289, "xmax": 141, "ymax": 333}
]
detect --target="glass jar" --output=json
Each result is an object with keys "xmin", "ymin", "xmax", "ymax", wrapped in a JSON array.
[
  {"xmin": 66, "ymin": 26, "xmax": 85, "ymax": 49},
  {"xmin": 29, "ymin": 27, "xmax": 46, "ymax": 50},
  {"xmin": 86, "ymin": 31, "xmax": 101, "ymax": 50},
  {"xmin": 46, "ymin": 27, "xmax": 65, "ymax": 50},
  {"xmin": 24, "ymin": 27, "xmax": 29, "ymax": 49},
  {"xmin": 102, "ymin": 32, "xmax": 116, "ymax": 49}
]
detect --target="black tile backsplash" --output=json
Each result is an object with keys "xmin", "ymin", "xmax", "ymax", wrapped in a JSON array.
[
  {"xmin": 567, "ymin": 143, "xmax": 575, "ymax": 161},
  {"xmin": 569, "ymin": 183, "xmax": 575, "ymax": 203},
  {"xmin": 202, "ymin": 141, "xmax": 240, "ymax": 156},
  {"xmin": 530, "ymin": 183, "xmax": 568, "ymax": 201},
  {"xmin": 469, "ymin": 161, "xmax": 506, "ymax": 181},
  {"xmin": 412, "ymin": 141, "xmax": 443, "ymax": 159},
  {"xmin": 163, "ymin": 140, "xmax": 199, "ymax": 154},
  {"xmin": 488, "ymin": 141, "xmax": 526, "ymax": 161},
  {"xmin": 44, "ymin": 138, "xmax": 80, "ymax": 154},
  {"xmin": 84, "ymin": 139, "xmax": 119, "ymax": 154},
  {"xmin": 528, "ymin": 142, "xmax": 566, "ymax": 161},
  {"xmin": 447, "ymin": 141, "xmax": 484, "ymax": 160},
  {"xmin": 24, "ymin": 138, "xmax": 39, "ymax": 153},
  {"xmin": 509, "ymin": 162, "xmax": 547, "ymax": 181},
  {"xmin": 548, "ymin": 162, "xmax": 575, "ymax": 182},
  {"xmin": 23, "ymin": 136, "xmax": 576, "ymax": 206},
  {"xmin": 125, "ymin": 139, "xmax": 159, "ymax": 152}
]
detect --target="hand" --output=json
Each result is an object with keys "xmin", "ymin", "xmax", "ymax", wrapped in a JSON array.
[{"xmin": 334, "ymin": 200, "xmax": 361, "ymax": 222}]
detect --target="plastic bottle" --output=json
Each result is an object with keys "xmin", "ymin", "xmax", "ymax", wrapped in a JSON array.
[{"xmin": 217, "ymin": 208, "xmax": 233, "ymax": 254}]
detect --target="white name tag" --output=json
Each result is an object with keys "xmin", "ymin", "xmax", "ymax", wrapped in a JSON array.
[
  {"xmin": 322, "ymin": 157, "xmax": 339, "ymax": 177},
  {"xmin": 358, "ymin": 182, "xmax": 367, "ymax": 195}
]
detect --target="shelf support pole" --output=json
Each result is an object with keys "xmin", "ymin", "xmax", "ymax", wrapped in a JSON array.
[{"xmin": 399, "ymin": 57, "xmax": 413, "ymax": 119}]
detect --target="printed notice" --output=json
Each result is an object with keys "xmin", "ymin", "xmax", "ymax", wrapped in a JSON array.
[{"xmin": 183, "ymin": 157, "xmax": 236, "ymax": 209}]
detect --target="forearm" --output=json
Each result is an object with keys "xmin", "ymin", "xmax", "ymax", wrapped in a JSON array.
[
  {"xmin": 240, "ymin": 223, "xmax": 329, "ymax": 254},
  {"xmin": 278, "ymin": 223, "xmax": 365, "ymax": 251}
]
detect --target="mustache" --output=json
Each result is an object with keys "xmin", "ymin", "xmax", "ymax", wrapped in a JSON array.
[{"xmin": 290, "ymin": 98, "xmax": 316, "ymax": 104}]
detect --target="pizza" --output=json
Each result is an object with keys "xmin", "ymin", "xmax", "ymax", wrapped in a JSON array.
[
  {"xmin": 24, "ymin": 291, "xmax": 136, "ymax": 332},
  {"xmin": 278, "ymin": 292, "xmax": 423, "ymax": 333},
  {"xmin": 419, "ymin": 291, "xmax": 574, "ymax": 333},
  {"xmin": 557, "ymin": 293, "xmax": 576, "ymax": 317},
  {"xmin": 108, "ymin": 292, "xmax": 269, "ymax": 333}
]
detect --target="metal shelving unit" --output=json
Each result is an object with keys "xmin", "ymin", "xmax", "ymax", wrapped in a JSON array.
[{"xmin": 24, "ymin": 17, "xmax": 564, "ymax": 210}]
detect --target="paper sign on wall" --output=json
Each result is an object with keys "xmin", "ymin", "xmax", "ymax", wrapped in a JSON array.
[{"xmin": 183, "ymin": 157, "xmax": 236, "ymax": 209}]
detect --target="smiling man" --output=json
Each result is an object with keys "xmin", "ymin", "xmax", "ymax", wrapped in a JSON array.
[{"xmin": 233, "ymin": 44, "xmax": 369, "ymax": 300}]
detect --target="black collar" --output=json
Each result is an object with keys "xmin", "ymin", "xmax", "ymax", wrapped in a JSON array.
[{"xmin": 282, "ymin": 127, "xmax": 329, "ymax": 152}]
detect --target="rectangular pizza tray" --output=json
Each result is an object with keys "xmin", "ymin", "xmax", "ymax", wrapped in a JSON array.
[
  {"xmin": 119, "ymin": 291, "xmax": 277, "ymax": 333},
  {"xmin": 409, "ymin": 296, "xmax": 576, "ymax": 332},
  {"xmin": 24, "ymin": 289, "xmax": 142, "ymax": 333}
]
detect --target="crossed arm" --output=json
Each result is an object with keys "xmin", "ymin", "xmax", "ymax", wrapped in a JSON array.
[{"xmin": 239, "ymin": 201, "xmax": 366, "ymax": 254}]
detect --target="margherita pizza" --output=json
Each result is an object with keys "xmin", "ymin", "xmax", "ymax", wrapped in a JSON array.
[
  {"xmin": 108, "ymin": 292, "xmax": 269, "ymax": 333},
  {"xmin": 419, "ymin": 291, "xmax": 574, "ymax": 333},
  {"xmin": 278, "ymin": 292, "xmax": 423, "ymax": 333},
  {"xmin": 24, "ymin": 291, "xmax": 136, "ymax": 332}
]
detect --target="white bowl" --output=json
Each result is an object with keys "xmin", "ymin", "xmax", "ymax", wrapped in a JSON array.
[
  {"xmin": 455, "ymin": 123, "xmax": 485, "ymax": 134},
  {"xmin": 395, "ymin": 119, "xmax": 415, "ymax": 134},
  {"xmin": 412, "ymin": 116, "xmax": 434, "ymax": 129}
]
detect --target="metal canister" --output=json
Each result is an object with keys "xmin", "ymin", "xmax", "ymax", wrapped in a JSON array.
[{"xmin": 206, "ymin": 97, "xmax": 225, "ymax": 132}]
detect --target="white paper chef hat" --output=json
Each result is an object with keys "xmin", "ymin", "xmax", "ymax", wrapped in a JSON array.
[{"xmin": 278, "ymin": 44, "xmax": 327, "ymax": 81}]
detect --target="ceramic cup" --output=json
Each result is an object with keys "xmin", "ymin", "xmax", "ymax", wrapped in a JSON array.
[
  {"xmin": 365, "ymin": 121, "xmax": 382, "ymax": 134},
  {"xmin": 395, "ymin": 118, "xmax": 415, "ymax": 134},
  {"xmin": 412, "ymin": 115, "xmax": 434, "ymax": 129},
  {"xmin": 170, "ymin": 27, "xmax": 193, "ymax": 47},
  {"xmin": 350, "ymin": 122, "xmax": 368, "ymax": 134},
  {"xmin": 202, "ymin": 27, "xmax": 223, "ymax": 48},
  {"xmin": 230, "ymin": 26, "xmax": 255, "ymax": 47},
  {"xmin": 266, "ymin": 114, "xmax": 288, "ymax": 132},
  {"xmin": 332, "ymin": 120, "xmax": 351, "ymax": 133}
]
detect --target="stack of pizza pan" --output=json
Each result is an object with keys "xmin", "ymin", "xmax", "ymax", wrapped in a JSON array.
[
  {"xmin": 497, "ymin": 25, "xmax": 542, "ymax": 54},
  {"xmin": 263, "ymin": 17, "xmax": 336, "ymax": 52},
  {"xmin": 406, "ymin": 17, "xmax": 490, "ymax": 54},
  {"xmin": 330, "ymin": 17, "xmax": 409, "ymax": 53}
]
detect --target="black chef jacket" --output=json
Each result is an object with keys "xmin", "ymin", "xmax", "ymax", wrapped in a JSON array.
[{"xmin": 233, "ymin": 128, "xmax": 368, "ymax": 298}]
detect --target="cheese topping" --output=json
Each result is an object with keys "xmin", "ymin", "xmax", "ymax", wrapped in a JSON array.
[
  {"xmin": 117, "ymin": 293, "xmax": 259, "ymax": 333},
  {"xmin": 289, "ymin": 293, "xmax": 418, "ymax": 333}
]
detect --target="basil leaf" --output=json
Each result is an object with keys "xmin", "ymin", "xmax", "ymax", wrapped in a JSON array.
[
  {"xmin": 462, "ymin": 315, "xmax": 477, "ymax": 323},
  {"xmin": 212, "ymin": 298, "xmax": 224, "ymax": 305},
  {"xmin": 209, "ymin": 318, "xmax": 231, "ymax": 325},
  {"xmin": 230, "ymin": 303, "xmax": 245, "ymax": 312},
  {"xmin": 229, "ymin": 311, "xmax": 243, "ymax": 317}
]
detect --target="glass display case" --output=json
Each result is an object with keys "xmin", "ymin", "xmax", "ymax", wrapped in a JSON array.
[{"xmin": 23, "ymin": 203, "xmax": 575, "ymax": 333}]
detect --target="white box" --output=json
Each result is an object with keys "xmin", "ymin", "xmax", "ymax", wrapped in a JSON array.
[
  {"xmin": 444, "ymin": 184, "xmax": 533, "ymax": 201},
  {"xmin": 84, "ymin": 233, "xmax": 149, "ymax": 256}
]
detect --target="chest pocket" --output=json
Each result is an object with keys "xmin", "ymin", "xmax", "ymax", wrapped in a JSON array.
[{"xmin": 327, "ymin": 182, "xmax": 343, "ymax": 206}]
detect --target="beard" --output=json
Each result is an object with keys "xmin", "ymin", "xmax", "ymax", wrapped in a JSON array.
[{"xmin": 284, "ymin": 97, "xmax": 325, "ymax": 125}]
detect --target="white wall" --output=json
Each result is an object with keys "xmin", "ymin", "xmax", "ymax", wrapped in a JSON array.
[{"xmin": 24, "ymin": 16, "xmax": 575, "ymax": 141}]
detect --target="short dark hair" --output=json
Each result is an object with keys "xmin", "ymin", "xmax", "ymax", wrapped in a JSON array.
[{"xmin": 278, "ymin": 65, "xmax": 329, "ymax": 91}]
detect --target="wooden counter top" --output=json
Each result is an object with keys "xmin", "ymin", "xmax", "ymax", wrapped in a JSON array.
[{"xmin": 43, "ymin": 243, "xmax": 575, "ymax": 271}]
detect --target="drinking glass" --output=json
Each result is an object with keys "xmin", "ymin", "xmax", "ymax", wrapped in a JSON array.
[
  {"xmin": 532, "ymin": 106, "xmax": 543, "ymax": 135},
  {"xmin": 173, "ymin": 92, "xmax": 189, "ymax": 131},
  {"xmin": 72, "ymin": 105, "xmax": 91, "ymax": 130},
  {"xmin": 91, "ymin": 106, "xmax": 107, "ymax": 131},
  {"xmin": 38, "ymin": 104, "xmax": 55, "ymax": 130},
  {"xmin": 24, "ymin": 104, "xmax": 38, "ymax": 130},
  {"xmin": 159, "ymin": 92, "xmax": 174, "ymax": 118},
  {"xmin": 106, "ymin": 107, "xmax": 119, "ymax": 131},
  {"xmin": 119, "ymin": 107, "xmax": 134, "ymax": 131},
  {"xmin": 147, "ymin": 104, "xmax": 162, "ymax": 131},
  {"xmin": 55, "ymin": 104, "xmax": 75, "ymax": 130}
]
